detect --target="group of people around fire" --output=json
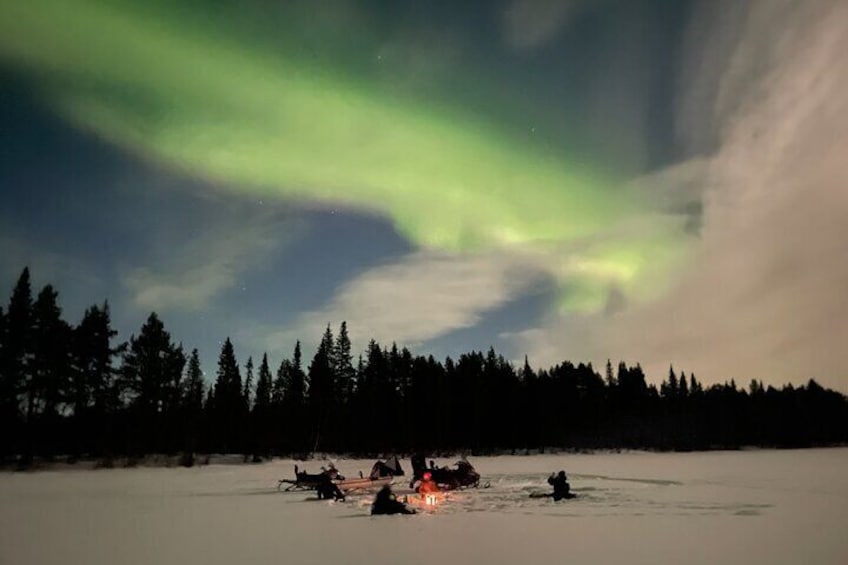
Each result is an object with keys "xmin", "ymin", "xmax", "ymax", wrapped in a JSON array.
[
  {"xmin": 290, "ymin": 455, "xmax": 573, "ymax": 515},
  {"xmin": 371, "ymin": 469, "xmax": 440, "ymax": 515},
  {"xmin": 370, "ymin": 461, "xmax": 572, "ymax": 515}
]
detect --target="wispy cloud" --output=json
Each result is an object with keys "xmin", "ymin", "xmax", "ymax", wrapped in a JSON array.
[
  {"xmin": 501, "ymin": 0, "xmax": 587, "ymax": 51},
  {"xmin": 122, "ymin": 210, "xmax": 296, "ymax": 312},
  {"xmin": 513, "ymin": 0, "xmax": 848, "ymax": 390},
  {"xmin": 237, "ymin": 250, "xmax": 547, "ymax": 358}
]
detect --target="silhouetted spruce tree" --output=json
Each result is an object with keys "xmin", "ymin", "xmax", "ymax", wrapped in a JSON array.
[
  {"xmin": 518, "ymin": 355, "xmax": 542, "ymax": 450},
  {"xmin": 574, "ymin": 362, "xmax": 604, "ymax": 445},
  {"xmin": 252, "ymin": 353, "xmax": 273, "ymax": 454},
  {"xmin": 271, "ymin": 359, "xmax": 287, "ymax": 408},
  {"xmin": 334, "ymin": 321, "xmax": 355, "ymax": 404},
  {"xmin": 255, "ymin": 354, "xmax": 272, "ymax": 412},
  {"xmin": 283, "ymin": 341, "xmax": 309, "ymax": 452},
  {"xmin": 241, "ymin": 356, "xmax": 255, "ymax": 458},
  {"xmin": 689, "ymin": 374, "xmax": 702, "ymax": 396},
  {"xmin": 605, "ymin": 359, "xmax": 616, "ymax": 388},
  {"xmin": 271, "ymin": 358, "xmax": 290, "ymax": 452},
  {"xmin": 480, "ymin": 347, "xmax": 500, "ymax": 450},
  {"xmin": 2, "ymin": 271, "xmax": 33, "ymax": 383},
  {"xmin": 661, "ymin": 365, "xmax": 679, "ymax": 398},
  {"xmin": 487, "ymin": 348, "xmax": 520, "ymax": 451},
  {"xmin": 392, "ymin": 345, "xmax": 415, "ymax": 449},
  {"xmin": 29, "ymin": 285, "xmax": 73, "ymax": 456},
  {"xmin": 183, "ymin": 349, "xmax": 205, "ymax": 413},
  {"xmin": 283, "ymin": 341, "xmax": 307, "ymax": 453},
  {"xmin": 307, "ymin": 326, "xmax": 336, "ymax": 451},
  {"xmin": 441, "ymin": 355, "xmax": 458, "ymax": 448},
  {"xmin": 182, "ymin": 349, "xmax": 205, "ymax": 454},
  {"xmin": 0, "ymin": 306, "xmax": 4, "ymax": 373},
  {"xmin": 333, "ymin": 322, "xmax": 357, "ymax": 448},
  {"xmin": 120, "ymin": 313, "xmax": 186, "ymax": 454},
  {"xmin": 348, "ymin": 352, "xmax": 367, "ymax": 451},
  {"xmin": 70, "ymin": 302, "xmax": 123, "ymax": 457},
  {"xmin": 386, "ymin": 342, "xmax": 411, "ymax": 449},
  {"xmin": 407, "ymin": 354, "xmax": 431, "ymax": 450},
  {"xmin": 354, "ymin": 340, "xmax": 388, "ymax": 451},
  {"xmin": 614, "ymin": 362, "xmax": 650, "ymax": 446},
  {"xmin": 242, "ymin": 357, "xmax": 254, "ymax": 413},
  {"xmin": 212, "ymin": 338, "xmax": 242, "ymax": 453},
  {"xmin": 0, "ymin": 305, "xmax": 5, "ymax": 457},
  {"xmin": 31, "ymin": 286, "xmax": 70, "ymax": 413},
  {"xmin": 455, "ymin": 351, "xmax": 486, "ymax": 450},
  {"xmin": 1, "ymin": 268, "xmax": 34, "ymax": 458}
]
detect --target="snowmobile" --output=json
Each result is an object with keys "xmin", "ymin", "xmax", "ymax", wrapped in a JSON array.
[{"xmin": 409, "ymin": 453, "xmax": 482, "ymax": 490}]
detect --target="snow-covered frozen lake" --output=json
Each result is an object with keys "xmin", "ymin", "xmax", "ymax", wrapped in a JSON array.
[{"xmin": 2, "ymin": 449, "xmax": 847, "ymax": 564}]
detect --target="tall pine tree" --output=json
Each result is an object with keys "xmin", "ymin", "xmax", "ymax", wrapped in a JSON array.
[
  {"xmin": 212, "ymin": 338, "xmax": 242, "ymax": 453},
  {"xmin": 2, "ymin": 268, "xmax": 33, "ymax": 421},
  {"xmin": 242, "ymin": 356, "xmax": 254, "ymax": 413},
  {"xmin": 307, "ymin": 327, "xmax": 335, "ymax": 451},
  {"xmin": 334, "ymin": 321, "xmax": 355, "ymax": 405},
  {"xmin": 254, "ymin": 353, "xmax": 272, "ymax": 414},
  {"xmin": 252, "ymin": 353, "xmax": 273, "ymax": 454},
  {"xmin": 120, "ymin": 312, "xmax": 186, "ymax": 453},
  {"xmin": 183, "ymin": 349, "xmax": 205, "ymax": 413},
  {"xmin": 285, "ymin": 341, "xmax": 307, "ymax": 452},
  {"xmin": 70, "ymin": 302, "xmax": 122, "ymax": 456},
  {"xmin": 30, "ymin": 285, "xmax": 71, "ymax": 422},
  {"xmin": 181, "ymin": 349, "xmax": 205, "ymax": 454}
]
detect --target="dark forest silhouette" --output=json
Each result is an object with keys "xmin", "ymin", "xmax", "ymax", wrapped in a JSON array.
[{"xmin": 1, "ymin": 267, "xmax": 846, "ymax": 465}]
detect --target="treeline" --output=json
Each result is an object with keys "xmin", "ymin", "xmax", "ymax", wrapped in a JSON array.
[{"xmin": 1, "ymin": 267, "xmax": 846, "ymax": 464}]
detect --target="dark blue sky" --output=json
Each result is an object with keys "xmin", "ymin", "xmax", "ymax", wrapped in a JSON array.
[{"xmin": 4, "ymin": 0, "xmax": 844, "ymax": 390}]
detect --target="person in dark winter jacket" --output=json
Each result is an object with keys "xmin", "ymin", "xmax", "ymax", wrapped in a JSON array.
[
  {"xmin": 371, "ymin": 485, "xmax": 416, "ymax": 515},
  {"xmin": 316, "ymin": 475, "xmax": 345, "ymax": 501},
  {"xmin": 547, "ymin": 470, "xmax": 571, "ymax": 501}
]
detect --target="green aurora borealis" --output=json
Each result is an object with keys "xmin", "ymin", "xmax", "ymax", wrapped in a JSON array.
[{"xmin": 0, "ymin": 0, "xmax": 691, "ymax": 313}]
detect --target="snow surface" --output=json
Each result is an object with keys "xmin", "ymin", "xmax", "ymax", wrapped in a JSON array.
[{"xmin": 2, "ymin": 449, "xmax": 847, "ymax": 564}]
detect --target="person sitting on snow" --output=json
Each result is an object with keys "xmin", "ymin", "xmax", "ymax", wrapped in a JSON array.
[
  {"xmin": 371, "ymin": 485, "xmax": 416, "ymax": 515},
  {"xmin": 547, "ymin": 470, "xmax": 571, "ymax": 501}
]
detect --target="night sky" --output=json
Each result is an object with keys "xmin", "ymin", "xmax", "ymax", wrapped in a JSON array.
[{"xmin": 2, "ymin": 0, "xmax": 846, "ymax": 390}]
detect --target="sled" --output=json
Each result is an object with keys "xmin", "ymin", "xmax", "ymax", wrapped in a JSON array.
[
  {"xmin": 335, "ymin": 476, "xmax": 394, "ymax": 492},
  {"xmin": 278, "ymin": 475, "xmax": 393, "ymax": 493},
  {"xmin": 277, "ymin": 463, "xmax": 395, "ymax": 492}
]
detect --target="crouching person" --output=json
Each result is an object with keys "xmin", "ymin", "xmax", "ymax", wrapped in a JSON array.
[
  {"xmin": 316, "ymin": 475, "xmax": 345, "ymax": 501},
  {"xmin": 371, "ymin": 485, "xmax": 416, "ymax": 515}
]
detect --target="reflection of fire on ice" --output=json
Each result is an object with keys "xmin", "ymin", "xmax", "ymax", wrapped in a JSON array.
[{"xmin": 404, "ymin": 493, "xmax": 442, "ymax": 509}]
